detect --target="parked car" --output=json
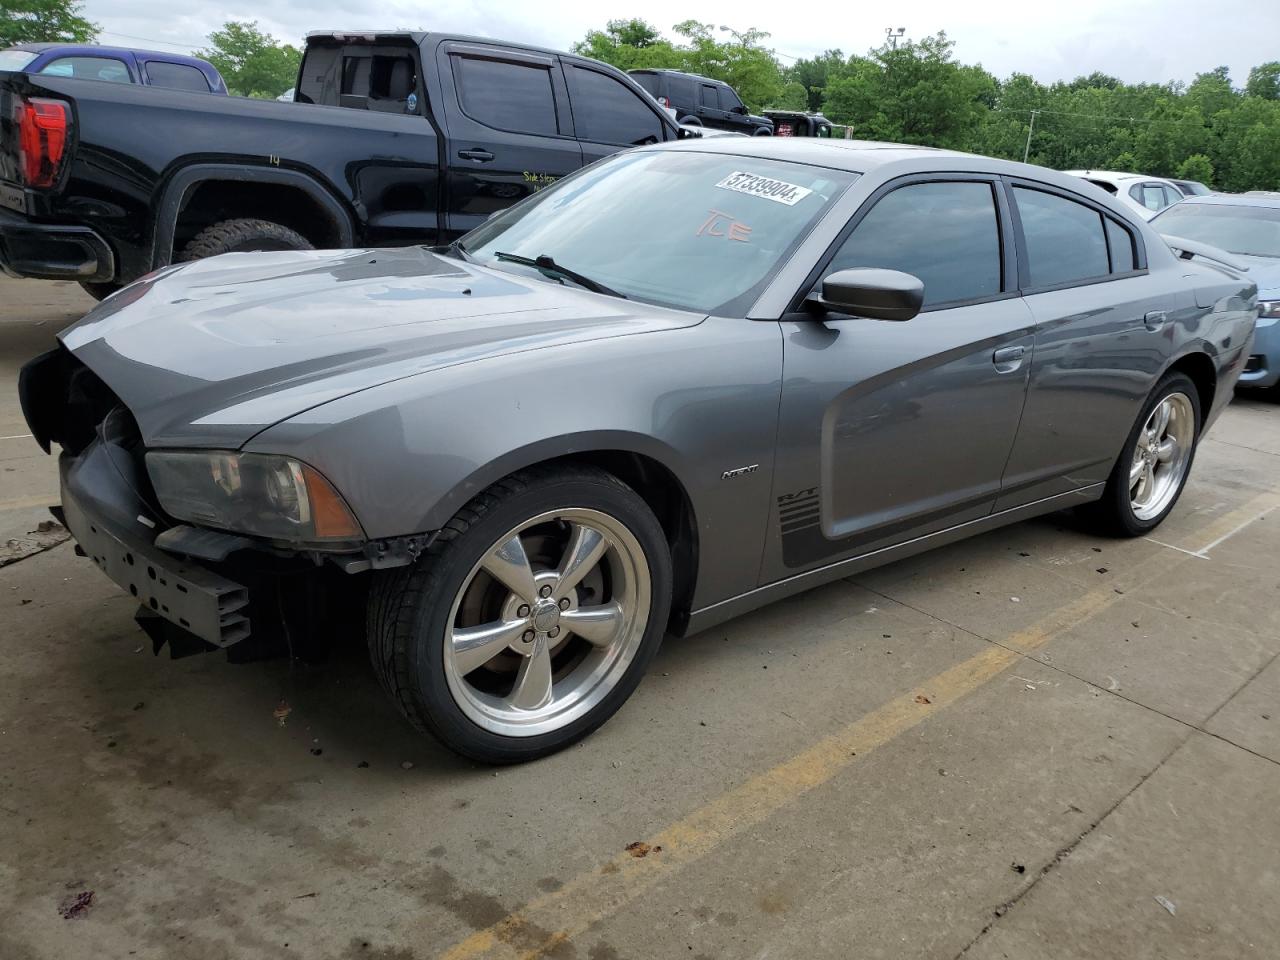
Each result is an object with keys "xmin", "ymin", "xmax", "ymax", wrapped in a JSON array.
[
  {"xmin": 22, "ymin": 139, "xmax": 1256, "ymax": 762},
  {"xmin": 0, "ymin": 43, "xmax": 226, "ymax": 94},
  {"xmin": 764, "ymin": 110, "xmax": 834, "ymax": 137},
  {"xmin": 1064, "ymin": 169, "xmax": 1185, "ymax": 220},
  {"xmin": 0, "ymin": 31, "xmax": 684, "ymax": 299},
  {"xmin": 628, "ymin": 69, "xmax": 773, "ymax": 135},
  {"xmin": 1152, "ymin": 194, "xmax": 1280, "ymax": 393},
  {"xmin": 1170, "ymin": 178, "xmax": 1212, "ymax": 197}
]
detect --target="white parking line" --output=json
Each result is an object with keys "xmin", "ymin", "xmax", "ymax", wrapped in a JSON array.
[
  {"xmin": 0, "ymin": 434, "xmax": 33, "ymax": 441},
  {"xmin": 1146, "ymin": 502, "xmax": 1278, "ymax": 560}
]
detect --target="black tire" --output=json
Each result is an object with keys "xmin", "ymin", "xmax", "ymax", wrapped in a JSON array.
[
  {"xmin": 367, "ymin": 465, "xmax": 673, "ymax": 764},
  {"xmin": 1086, "ymin": 371, "xmax": 1201, "ymax": 537},
  {"xmin": 678, "ymin": 115, "xmax": 702, "ymax": 126},
  {"xmin": 78, "ymin": 280, "xmax": 122, "ymax": 301},
  {"xmin": 179, "ymin": 218, "xmax": 312, "ymax": 262},
  {"xmin": 753, "ymin": 127, "xmax": 773, "ymax": 136}
]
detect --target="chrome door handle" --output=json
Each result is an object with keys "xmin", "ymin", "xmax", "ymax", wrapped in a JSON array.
[
  {"xmin": 1144, "ymin": 310, "xmax": 1167, "ymax": 331},
  {"xmin": 458, "ymin": 148, "xmax": 495, "ymax": 162},
  {"xmin": 992, "ymin": 345, "xmax": 1026, "ymax": 371}
]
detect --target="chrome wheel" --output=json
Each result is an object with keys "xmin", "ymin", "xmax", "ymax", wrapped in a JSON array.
[
  {"xmin": 443, "ymin": 508, "xmax": 651, "ymax": 737},
  {"xmin": 1129, "ymin": 392, "xmax": 1195, "ymax": 521}
]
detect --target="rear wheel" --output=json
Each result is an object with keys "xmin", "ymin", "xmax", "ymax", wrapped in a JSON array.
[
  {"xmin": 367, "ymin": 465, "xmax": 672, "ymax": 763},
  {"xmin": 1087, "ymin": 372, "xmax": 1200, "ymax": 536},
  {"xmin": 179, "ymin": 218, "xmax": 312, "ymax": 261}
]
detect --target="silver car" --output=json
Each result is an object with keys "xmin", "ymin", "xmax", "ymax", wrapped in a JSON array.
[{"xmin": 21, "ymin": 139, "xmax": 1257, "ymax": 762}]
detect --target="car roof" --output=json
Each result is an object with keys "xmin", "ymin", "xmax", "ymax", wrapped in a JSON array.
[
  {"xmin": 1171, "ymin": 194, "xmax": 1280, "ymax": 211},
  {"xmin": 1064, "ymin": 170, "xmax": 1170, "ymax": 183},
  {"xmin": 629, "ymin": 67, "xmax": 725, "ymax": 85},
  {"xmin": 11, "ymin": 42, "xmax": 213, "ymax": 65}
]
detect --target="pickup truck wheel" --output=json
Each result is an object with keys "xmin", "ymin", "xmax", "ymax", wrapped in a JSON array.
[
  {"xmin": 1086, "ymin": 372, "xmax": 1200, "ymax": 537},
  {"xmin": 367, "ymin": 465, "xmax": 673, "ymax": 764},
  {"xmin": 179, "ymin": 218, "xmax": 313, "ymax": 261},
  {"xmin": 78, "ymin": 281, "xmax": 122, "ymax": 302}
]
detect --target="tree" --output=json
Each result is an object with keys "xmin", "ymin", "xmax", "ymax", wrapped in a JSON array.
[
  {"xmin": 0, "ymin": 0, "xmax": 97, "ymax": 46},
  {"xmin": 787, "ymin": 49, "xmax": 846, "ymax": 112},
  {"xmin": 1175, "ymin": 154, "xmax": 1214, "ymax": 186},
  {"xmin": 571, "ymin": 19, "xmax": 683, "ymax": 71},
  {"xmin": 770, "ymin": 80, "xmax": 808, "ymax": 111},
  {"xmin": 1245, "ymin": 62, "xmax": 1280, "ymax": 100},
  {"xmin": 672, "ymin": 21, "xmax": 782, "ymax": 112},
  {"xmin": 196, "ymin": 21, "xmax": 300, "ymax": 99}
]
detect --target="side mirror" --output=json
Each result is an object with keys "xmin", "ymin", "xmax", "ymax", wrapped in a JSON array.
[
  {"xmin": 732, "ymin": 105, "xmax": 747, "ymax": 114},
  {"xmin": 807, "ymin": 268, "xmax": 923, "ymax": 321}
]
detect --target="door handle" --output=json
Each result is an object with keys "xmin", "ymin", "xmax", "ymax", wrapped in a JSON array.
[
  {"xmin": 457, "ymin": 148, "xmax": 495, "ymax": 162},
  {"xmin": 1144, "ymin": 310, "xmax": 1167, "ymax": 331},
  {"xmin": 992, "ymin": 345, "xmax": 1026, "ymax": 371}
]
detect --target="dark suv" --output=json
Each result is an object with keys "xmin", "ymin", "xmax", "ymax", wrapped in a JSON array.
[{"xmin": 629, "ymin": 69, "xmax": 772, "ymax": 136}]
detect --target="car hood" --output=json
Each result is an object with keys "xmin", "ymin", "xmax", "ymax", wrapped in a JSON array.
[{"xmin": 60, "ymin": 247, "xmax": 704, "ymax": 448}]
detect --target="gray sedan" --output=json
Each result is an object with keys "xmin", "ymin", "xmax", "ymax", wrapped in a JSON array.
[{"xmin": 21, "ymin": 139, "xmax": 1257, "ymax": 762}]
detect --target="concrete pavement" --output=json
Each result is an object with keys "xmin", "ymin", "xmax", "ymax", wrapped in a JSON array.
[{"xmin": 1, "ymin": 277, "xmax": 1277, "ymax": 960}]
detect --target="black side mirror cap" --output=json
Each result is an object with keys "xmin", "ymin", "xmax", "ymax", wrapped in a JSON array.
[{"xmin": 807, "ymin": 267, "xmax": 924, "ymax": 321}]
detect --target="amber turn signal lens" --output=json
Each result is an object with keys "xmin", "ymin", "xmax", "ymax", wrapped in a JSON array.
[{"xmin": 301, "ymin": 464, "xmax": 362, "ymax": 539}]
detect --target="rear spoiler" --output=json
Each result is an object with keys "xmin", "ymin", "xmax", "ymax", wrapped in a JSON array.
[{"xmin": 1161, "ymin": 234, "xmax": 1250, "ymax": 273}]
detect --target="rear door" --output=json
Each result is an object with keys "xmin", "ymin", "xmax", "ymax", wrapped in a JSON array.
[
  {"xmin": 763, "ymin": 175, "xmax": 1035, "ymax": 579},
  {"xmin": 436, "ymin": 41, "xmax": 581, "ymax": 236},
  {"xmin": 995, "ymin": 180, "xmax": 1182, "ymax": 509},
  {"xmin": 698, "ymin": 82, "xmax": 730, "ymax": 129},
  {"xmin": 296, "ymin": 39, "xmax": 441, "ymax": 245},
  {"xmin": 564, "ymin": 62, "xmax": 671, "ymax": 167}
]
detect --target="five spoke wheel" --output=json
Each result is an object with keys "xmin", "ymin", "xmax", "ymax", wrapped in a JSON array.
[
  {"xmin": 443, "ymin": 508, "xmax": 651, "ymax": 737},
  {"xmin": 1129, "ymin": 392, "xmax": 1194, "ymax": 521}
]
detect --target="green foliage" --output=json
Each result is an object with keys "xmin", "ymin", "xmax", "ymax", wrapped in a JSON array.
[
  {"xmin": 571, "ymin": 20, "xmax": 1280, "ymax": 189},
  {"xmin": 0, "ymin": 0, "xmax": 97, "ymax": 46},
  {"xmin": 196, "ymin": 21, "xmax": 299, "ymax": 99},
  {"xmin": 822, "ymin": 33, "xmax": 996, "ymax": 149},
  {"xmin": 1176, "ymin": 154, "xmax": 1214, "ymax": 185}
]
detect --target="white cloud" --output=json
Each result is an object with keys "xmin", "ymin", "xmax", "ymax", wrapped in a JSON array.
[{"xmin": 81, "ymin": 0, "xmax": 1280, "ymax": 86}]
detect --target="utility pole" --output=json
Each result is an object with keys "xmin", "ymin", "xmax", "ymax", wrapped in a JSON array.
[
  {"xmin": 885, "ymin": 27, "xmax": 905, "ymax": 49},
  {"xmin": 1023, "ymin": 109, "xmax": 1039, "ymax": 164}
]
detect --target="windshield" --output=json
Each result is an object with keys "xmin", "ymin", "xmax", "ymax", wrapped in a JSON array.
[
  {"xmin": 1153, "ymin": 203, "xmax": 1280, "ymax": 258},
  {"xmin": 0, "ymin": 50, "xmax": 38, "ymax": 72},
  {"xmin": 463, "ymin": 149, "xmax": 857, "ymax": 315}
]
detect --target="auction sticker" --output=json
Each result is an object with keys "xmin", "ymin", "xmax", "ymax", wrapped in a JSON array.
[{"xmin": 715, "ymin": 171, "xmax": 813, "ymax": 206}]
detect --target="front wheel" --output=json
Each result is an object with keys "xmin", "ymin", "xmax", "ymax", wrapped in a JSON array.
[
  {"xmin": 1087, "ymin": 372, "xmax": 1200, "ymax": 536},
  {"xmin": 367, "ymin": 465, "xmax": 672, "ymax": 763}
]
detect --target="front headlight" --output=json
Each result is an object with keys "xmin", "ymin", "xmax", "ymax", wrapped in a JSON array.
[
  {"xmin": 146, "ymin": 451, "xmax": 362, "ymax": 544},
  {"xmin": 1259, "ymin": 301, "xmax": 1280, "ymax": 319}
]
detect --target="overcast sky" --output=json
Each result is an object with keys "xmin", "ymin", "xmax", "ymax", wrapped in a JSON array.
[{"xmin": 81, "ymin": 0, "xmax": 1279, "ymax": 87}]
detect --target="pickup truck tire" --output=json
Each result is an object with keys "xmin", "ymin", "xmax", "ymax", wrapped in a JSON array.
[
  {"xmin": 78, "ymin": 281, "xmax": 123, "ymax": 302},
  {"xmin": 180, "ymin": 218, "xmax": 313, "ymax": 262},
  {"xmin": 367, "ymin": 464, "xmax": 673, "ymax": 764}
]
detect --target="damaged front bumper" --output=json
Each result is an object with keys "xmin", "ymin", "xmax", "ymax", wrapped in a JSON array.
[{"xmin": 60, "ymin": 438, "xmax": 252, "ymax": 648}]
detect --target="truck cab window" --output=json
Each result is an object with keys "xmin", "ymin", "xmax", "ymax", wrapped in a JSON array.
[
  {"xmin": 567, "ymin": 67, "xmax": 664, "ymax": 146},
  {"xmin": 453, "ymin": 56, "xmax": 558, "ymax": 136}
]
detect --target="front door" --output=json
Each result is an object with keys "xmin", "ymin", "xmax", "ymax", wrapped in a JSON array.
[
  {"xmin": 437, "ymin": 42, "xmax": 582, "ymax": 237},
  {"xmin": 762, "ymin": 177, "xmax": 1035, "ymax": 580}
]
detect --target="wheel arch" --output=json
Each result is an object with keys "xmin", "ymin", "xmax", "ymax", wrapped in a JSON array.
[
  {"xmin": 151, "ymin": 164, "xmax": 356, "ymax": 270},
  {"xmin": 433, "ymin": 436, "xmax": 701, "ymax": 634},
  {"xmin": 1164, "ymin": 349, "xmax": 1218, "ymax": 425}
]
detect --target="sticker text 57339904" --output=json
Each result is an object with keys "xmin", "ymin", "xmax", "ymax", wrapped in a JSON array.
[{"xmin": 715, "ymin": 171, "xmax": 813, "ymax": 206}]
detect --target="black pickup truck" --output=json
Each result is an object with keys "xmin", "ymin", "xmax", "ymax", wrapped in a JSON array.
[{"xmin": 0, "ymin": 31, "xmax": 683, "ymax": 297}]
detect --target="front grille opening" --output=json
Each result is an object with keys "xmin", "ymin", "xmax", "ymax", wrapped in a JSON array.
[{"xmin": 1244, "ymin": 354, "xmax": 1264, "ymax": 374}]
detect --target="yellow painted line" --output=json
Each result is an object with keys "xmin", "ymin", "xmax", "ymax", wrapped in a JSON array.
[
  {"xmin": 0, "ymin": 495, "xmax": 58, "ymax": 512},
  {"xmin": 436, "ymin": 489, "xmax": 1280, "ymax": 960}
]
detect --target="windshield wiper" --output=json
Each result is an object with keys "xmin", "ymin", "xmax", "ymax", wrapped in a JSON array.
[{"xmin": 493, "ymin": 252, "xmax": 626, "ymax": 299}]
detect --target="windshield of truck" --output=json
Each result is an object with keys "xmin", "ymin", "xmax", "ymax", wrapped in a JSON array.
[
  {"xmin": 463, "ymin": 149, "xmax": 856, "ymax": 315},
  {"xmin": 1153, "ymin": 202, "xmax": 1280, "ymax": 259},
  {"xmin": 0, "ymin": 50, "xmax": 38, "ymax": 72}
]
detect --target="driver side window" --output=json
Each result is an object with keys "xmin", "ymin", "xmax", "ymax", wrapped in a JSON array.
[{"xmin": 825, "ymin": 180, "xmax": 1003, "ymax": 308}]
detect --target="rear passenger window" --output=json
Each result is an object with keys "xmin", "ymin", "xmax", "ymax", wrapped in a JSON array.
[
  {"xmin": 144, "ymin": 61, "xmax": 211, "ymax": 93},
  {"xmin": 39, "ymin": 56, "xmax": 131, "ymax": 84},
  {"xmin": 828, "ymin": 181, "xmax": 1002, "ymax": 308},
  {"xmin": 454, "ymin": 56, "xmax": 558, "ymax": 136},
  {"xmin": 1014, "ymin": 187, "xmax": 1109, "ymax": 287},
  {"xmin": 568, "ymin": 67, "xmax": 663, "ymax": 145},
  {"xmin": 700, "ymin": 84, "xmax": 718, "ymax": 108},
  {"xmin": 1105, "ymin": 217, "xmax": 1136, "ymax": 273}
]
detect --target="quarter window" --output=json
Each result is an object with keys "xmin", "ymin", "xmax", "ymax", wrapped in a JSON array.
[
  {"xmin": 144, "ymin": 61, "xmax": 211, "ymax": 93},
  {"xmin": 827, "ymin": 181, "xmax": 1003, "ymax": 308},
  {"xmin": 1130, "ymin": 182, "xmax": 1169, "ymax": 212},
  {"xmin": 453, "ymin": 56, "xmax": 558, "ymax": 136},
  {"xmin": 1105, "ymin": 217, "xmax": 1136, "ymax": 273},
  {"xmin": 568, "ymin": 67, "xmax": 664, "ymax": 145},
  {"xmin": 1014, "ymin": 187, "xmax": 1110, "ymax": 287}
]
